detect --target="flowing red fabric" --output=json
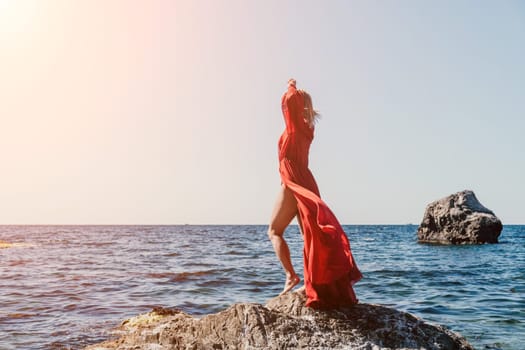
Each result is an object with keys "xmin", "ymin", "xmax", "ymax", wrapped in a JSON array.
[{"xmin": 278, "ymin": 85, "xmax": 362, "ymax": 308}]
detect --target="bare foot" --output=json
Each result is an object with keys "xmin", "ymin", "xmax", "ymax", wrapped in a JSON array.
[{"xmin": 279, "ymin": 275, "xmax": 300, "ymax": 296}]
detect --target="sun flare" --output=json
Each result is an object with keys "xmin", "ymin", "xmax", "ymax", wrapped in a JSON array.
[{"xmin": 0, "ymin": 0, "xmax": 39, "ymax": 36}]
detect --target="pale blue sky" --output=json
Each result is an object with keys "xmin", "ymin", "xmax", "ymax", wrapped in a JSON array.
[{"xmin": 1, "ymin": 1, "xmax": 524, "ymax": 224}]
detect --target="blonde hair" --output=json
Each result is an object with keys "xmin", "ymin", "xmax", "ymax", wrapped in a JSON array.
[{"xmin": 299, "ymin": 90, "xmax": 320, "ymax": 128}]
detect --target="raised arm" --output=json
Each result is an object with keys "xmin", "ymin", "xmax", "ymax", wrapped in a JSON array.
[{"xmin": 282, "ymin": 86, "xmax": 303, "ymax": 134}]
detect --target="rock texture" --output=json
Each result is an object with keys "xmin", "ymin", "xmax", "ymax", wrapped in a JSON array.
[
  {"xmin": 85, "ymin": 289, "xmax": 474, "ymax": 350},
  {"xmin": 418, "ymin": 190, "xmax": 502, "ymax": 244}
]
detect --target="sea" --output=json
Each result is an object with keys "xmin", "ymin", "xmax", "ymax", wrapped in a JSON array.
[{"xmin": 0, "ymin": 225, "xmax": 523, "ymax": 350}]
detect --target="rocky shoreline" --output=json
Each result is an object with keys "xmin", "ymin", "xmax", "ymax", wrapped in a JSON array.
[{"xmin": 85, "ymin": 289, "xmax": 474, "ymax": 350}]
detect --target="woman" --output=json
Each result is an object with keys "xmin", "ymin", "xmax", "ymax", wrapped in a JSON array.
[{"xmin": 267, "ymin": 79, "xmax": 362, "ymax": 309}]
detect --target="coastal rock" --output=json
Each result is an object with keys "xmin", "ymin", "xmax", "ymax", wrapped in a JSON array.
[
  {"xmin": 417, "ymin": 190, "xmax": 502, "ymax": 244},
  {"xmin": 85, "ymin": 289, "xmax": 474, "ymax": 350}
]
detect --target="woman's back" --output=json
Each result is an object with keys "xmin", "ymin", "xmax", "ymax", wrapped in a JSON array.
[{"xmin": 278, "ymin": 85, "xmax": 314, "ymax": 166}]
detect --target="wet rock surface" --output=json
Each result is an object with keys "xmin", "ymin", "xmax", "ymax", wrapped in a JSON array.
[
  {"xmin": 85, "ymin": 289, "xmax": 474, "ymax": 350},
  {"xmin": 418, "ymin": 190, "xmax": 502, "ymax": 244}
]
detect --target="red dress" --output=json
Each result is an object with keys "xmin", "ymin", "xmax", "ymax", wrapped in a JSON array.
[{"xmin": 278, "ymin": 85, "xmax": 362, "ymax": 308}]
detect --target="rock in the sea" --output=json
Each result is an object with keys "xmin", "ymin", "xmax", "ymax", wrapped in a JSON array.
[
  {"xmin": 85, "ymin": 289, "xmax": 474, "ymax": 350},
  {"xmin": 418, "ymin": 190, "xmax": 502, "ymax": 244}
]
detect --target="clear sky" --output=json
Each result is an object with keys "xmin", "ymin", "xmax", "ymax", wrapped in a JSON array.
[{"xmin": 1, "ymin": 1, "xmax": 524, "ymax": 225}]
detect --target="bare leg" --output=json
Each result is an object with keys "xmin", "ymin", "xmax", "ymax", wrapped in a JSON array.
[
  {"xmin": 268, "ymin": 184, "xmax": 301, "ymax": 295},
  {"xmin": 296, "ymin": 211, "xmax": 304, "ymax": 236}
]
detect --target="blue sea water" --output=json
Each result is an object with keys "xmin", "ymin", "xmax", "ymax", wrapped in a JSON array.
[{"xmin": 0, "ymin": 225, "xmax": 523, "ymax": 349}]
